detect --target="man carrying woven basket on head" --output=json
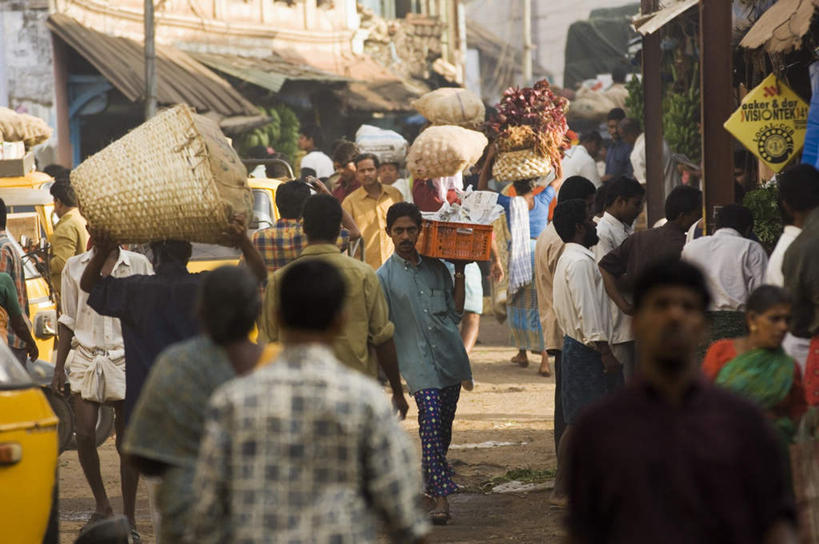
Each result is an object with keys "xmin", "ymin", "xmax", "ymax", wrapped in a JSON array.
[{"xmin": 79, "ymin": 215, "xmax": 267, "ymax": 423}]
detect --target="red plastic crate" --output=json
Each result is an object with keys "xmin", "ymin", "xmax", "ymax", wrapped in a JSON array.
[{"xmin": 416, "ymin": 219, "xmax": 493, "ymax": 261}]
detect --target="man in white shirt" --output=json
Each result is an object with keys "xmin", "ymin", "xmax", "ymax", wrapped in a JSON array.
[
  {"xmin": 51, "ymin": 244, "xmax": 153, "ymax": 538},
  {"xmin": 298, "ymin": 125, "xmax": 334, "ymax": 180},
  {"xmin": 682, "ymin": 205, "xmax": 767, "ymax": 349},
  {"xmin": 628, "ymin": 124, "xmax": 680, "ymax": 203},
  {"xmin": 549, "ymin": 198, "xmax": 620, "ymax": 507},
  {"xmin": 562, "ymin": 132, "xmax": 602, "ymax": 188},
  {"xmin": 593, "ymin": 177, "xmax": 644, "ymax": 380},
  {"xmin": 533, "ymin": 176, "xmax": 597, "ymax": 454}
]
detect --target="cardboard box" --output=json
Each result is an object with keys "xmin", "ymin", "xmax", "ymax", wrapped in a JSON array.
[{"xmin": 0, "ymin": 152, "xmax": 35, "ymax": 178}]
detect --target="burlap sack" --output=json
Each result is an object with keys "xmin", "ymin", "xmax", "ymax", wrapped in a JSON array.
[
  {"xmin": 0, "ymin": 107, "xmax": 52, "ymax": 147},
  {"xmin": 406, "ymin": 125, "xmax": 488, "ymax": 179},
  {"xmin": 71, "ymin": 105, "xmax": 251, "ymax": 244},
  {"xmin": 412, "ymin": 88, "xmax": 485, "ymax": 129}
]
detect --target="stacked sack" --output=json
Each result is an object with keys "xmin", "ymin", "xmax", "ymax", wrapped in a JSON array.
[
  {"xmin": 355, "ymin": 125, "xmax": 408, "ymax": 165},
  {"xmin": 0, "ymin": 107, "xmax": 52, "ymax": 148},
  {"xmin": 487, "ymin": 80, "xmax": 571, "ymax": 182},
  {"xmin": 406, "ymin": 88, "xmax": 488, "ymax": 179}
]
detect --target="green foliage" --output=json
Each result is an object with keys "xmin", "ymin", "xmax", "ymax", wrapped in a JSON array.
[
  {"xmin": 625, "ymin": 76, "xmax": 644, "ymax": 132},
  {"xmin": 662, "ymin": 63, "xmax": 701, "ymax": 162},
  {"xmin": 742, "ymin": 183, "xmax": 783, "ymax": 253},
  {"xmin": 479, "ymin": 468, "xmax": 558, "ymax": 493},
  {"xmin": 236, "ymin": 103, "xmax": 300, "ymax": 162}
]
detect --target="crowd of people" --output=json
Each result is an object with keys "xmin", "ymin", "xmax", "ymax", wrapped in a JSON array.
[{"xmin": 7, "ymin": 117, "xmax": 814, "ymax": 543}]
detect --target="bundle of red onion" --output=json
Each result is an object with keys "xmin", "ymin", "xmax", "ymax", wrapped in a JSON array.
[{"xmin": 487, "ymin": 80, "xmax": 571, "ymax": 180}]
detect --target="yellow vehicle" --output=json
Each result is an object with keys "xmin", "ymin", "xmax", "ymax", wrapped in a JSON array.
[
  {"xmin": 0, "ymin": 343, "xmax": 59, "ymax": 543},
  {"xmin": 187, "ymin": 177, "xmax": 283, "ymax": 272},
  {"xmin": 0, "ymin": 174, "xmax": 58, "ymax": 362}
]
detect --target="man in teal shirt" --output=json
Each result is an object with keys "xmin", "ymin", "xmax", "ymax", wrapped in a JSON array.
[{"xmin": 377, "ymin": 202, "xmax": 472, "ymax": 526}]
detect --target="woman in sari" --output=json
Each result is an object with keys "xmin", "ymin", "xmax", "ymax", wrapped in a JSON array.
[{"xmin": 702, "ymin": 285, "xmax": 807, "ymax": 442}]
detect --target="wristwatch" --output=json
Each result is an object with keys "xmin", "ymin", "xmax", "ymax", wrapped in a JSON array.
[{"xmin": 454, "ymin": 271, "xmax": 465, "ymax": 279}]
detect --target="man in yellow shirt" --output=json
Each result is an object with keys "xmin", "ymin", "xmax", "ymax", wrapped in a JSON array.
[
  {"xmin": 260, "ymin": 194, "xmax": 408, "ymax": 418},
  {"xmin": 50, "ymin": 180, "xmax": 89, "ymax": 296},
  {"xmin": 341, "ymin": 153, "xmax": 403, "ymax": 270}
]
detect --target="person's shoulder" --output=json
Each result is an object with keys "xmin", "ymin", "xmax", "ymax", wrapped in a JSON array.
[
  {"xmin": 383, "ymin": 184, "xmax": 403, "ymax": 199},
  {"xmin": 572, "ymin": 387, "xmax": 645, "ymax": 437},
  {"xmin": 120, "ymin": 249, "xmax": 152, "ymax": 269}
]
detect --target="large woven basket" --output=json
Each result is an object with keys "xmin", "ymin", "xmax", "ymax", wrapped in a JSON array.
[
  {"xmin": 492, "ymin": 148, "xmax": 552, "ymax": 182},
  {"xmin": 71, "ymin": 105, "xmax": 251, "ymax": 244}
]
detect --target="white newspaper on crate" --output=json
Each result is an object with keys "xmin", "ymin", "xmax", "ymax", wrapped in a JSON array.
[{"xmin": 422, "ymin": 189, "xmax": 503, "ymax": 225}]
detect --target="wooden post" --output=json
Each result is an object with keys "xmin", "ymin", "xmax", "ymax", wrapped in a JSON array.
[
  {"xmin": 144, "ymin": 0, "xmax": 157, "ymax": 120},
  {"xmin": 641, "ymin": 0, "xmax": 664, "ymax": 225},
  {"xmin": 522, "ymin": 0, "xmax": 532, "ymax": 85},
  {"xmin": 699, "ymin": 0, "xmax": 734, "ymax": 232}
]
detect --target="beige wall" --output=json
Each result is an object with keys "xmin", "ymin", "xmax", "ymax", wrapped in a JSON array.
[{"xmin": 55, "ymin": 0, "xmax": 359, "ymax": 59}]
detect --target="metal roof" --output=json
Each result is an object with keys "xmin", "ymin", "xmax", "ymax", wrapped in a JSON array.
[
  {"xmin": 47, "ymin": 14, "xmax": 257, "ymax": 116},
  {"xmin": 189, "ymin": 51, "xmax": 348, "ymax": 93},
  {"xmin": 739, "ymin": 0, "xmax": 819, "ymax": 53}
]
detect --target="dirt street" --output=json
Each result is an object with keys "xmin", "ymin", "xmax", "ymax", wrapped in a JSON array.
[{"xmin": 57, "ymin": 318, "xmax": 566, "ymax": 543}]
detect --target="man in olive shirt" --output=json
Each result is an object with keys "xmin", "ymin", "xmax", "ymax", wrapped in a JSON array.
[
  {"xmin": 50, "ymin": 180, "xmax": 89, "ymax": 296},
  {"xmin": 259, "ymin": 194, "xmax": 409, "ymax": 418}
]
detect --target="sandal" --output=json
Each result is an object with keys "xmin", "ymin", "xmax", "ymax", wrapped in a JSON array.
[
  {"xmin": 430, "ymin": 510, "xmax": 451, "ymax": 525},
  {"xmin": 130, "ymin": 525, "xmax": 142, "ymax": 544},
  {"xmin": 510, "ymin": 354, "xmax": 529, "ymax": 368}
]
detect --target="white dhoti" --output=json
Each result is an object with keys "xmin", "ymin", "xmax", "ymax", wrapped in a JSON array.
[{"xmin": 66, "ymin": 343, "xmax": 126, "ymax": 403}]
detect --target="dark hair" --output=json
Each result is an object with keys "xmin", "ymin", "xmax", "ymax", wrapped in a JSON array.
[
  {"xmin": 386, "ymin": 202, "xmax": 422, "ymax": 230},
  {"xmin": 778, "ymin": 164, "xmax": 819, "ymax": 212},
  {"xmin": 0, "ymin": 198, "xmax": 6, "ymax": 230},
  {"xmin": 594, "ymin": 185, "xmax": 608, "ymax": 215},
  {"xmin": 633, "ymin": 259, "xmax": 711, "ymax": 312},
  {"xmin": 332, "ymin": 141, "xmax": 359, "ymax": 166},
  {"xmin": 607, "ymin": 108, "xmax": 626, "ymax": 122},
  {"xmin": 302, "ymin": 194, "xmax": 342, "ymax": 242},
  {"xmin": 275, "ymin": 180, "xmax": 311, "ymax": 219},
  {"xmin": 716, "ymin": 204, "xmax": 754, "ymax": 234},
  {"xmin": 552, "ymin": 199, "xmax": 588, "ymax": 243},
  {"xmin": 604, "ymin": 176, "xmax": 645, "ymax": 207},
  {"xmin": 746, "ymin": 285, "xmax": 791, "ymax": 317},
  {"xmin": 513, "ymin": 178, "xmax": 536, "ymax": 196},
  {"xmin": 618, "ymin": 118, "xmax": 642, "ymax": 138},
  {"xmin": 43, "ymin": 164, "xmax": 70, "ymax": 182},
  {"xmin": 50, "ymin": 180, "xmax": 78, "ymax": 208},
  {"xmin": 558, "ymin": 176, "xmax": 597, "ymax": 203},
  {"xmin": 300, "ymin": 124, "xmax": 322, "ymax": 148},
  {"xmin": 665, "ymin": 186, "xmax": 702, "ymax": 221},
  {"xmin": 579, "ymin": 131, "xmax": 602, "ymax": 146},
  {"xmin": 265, "ymin": 154, "xmax": 292, "ymax": 179},
  {"xmin": 149, "ymin": 240, "xmax": 192, "ymax": 267},
  {"xmin": 354, "ymin": 153, "xmax": 380, "ymax": 169},
  {"xmin": 197, "ymin": 266, "xmax": 261, "ymax": 345},
  {"xmin": 612, "ymin": 65, "xmax": 628, "ymax": 84},
  {"xmin": 279, "ymin": 259, "xmax": 346, "ymax": 332}
]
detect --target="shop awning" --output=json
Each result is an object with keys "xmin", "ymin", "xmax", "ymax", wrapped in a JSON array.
[
  {"xmin": 47, "ymin": 14, "xmax": 257, "ymax": 116},
  {"xmin": 632, "ymin": 0, "xmax": 699, "ymax": 36},
  {"xmin": 336, "ymin": 79, "xmax": 425, "ymax": 112},
  {"xmin": 189, "ymin": 52, "xmax": 348, "ymax": 94},
  {"xmin": 739, "ymin": 0, "xmax": 819, "ymax": 53}
]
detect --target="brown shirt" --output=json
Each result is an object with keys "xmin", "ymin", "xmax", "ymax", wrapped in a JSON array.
[
  {"xmin": 783, "ymin": 207, "xmax": 819, "ymax": 338},
  {"xmin": 598, "ymin": 222, "xmax": 687, "ymax": 290},
  {"xmin": 533, "ymin": 223, "xmax": 565, "ymax": 351},
  {"xmin": 569, "ymin": 379, "xmax": 795, "ymax": 543}
]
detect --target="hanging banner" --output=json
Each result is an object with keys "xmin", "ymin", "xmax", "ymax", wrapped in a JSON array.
[{"xmin": 724, "ymin": 73, "xmax": 809, "ymax": 172}]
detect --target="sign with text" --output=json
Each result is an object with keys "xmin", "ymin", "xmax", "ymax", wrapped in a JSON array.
[{"xmin": 724, "ymin": 73, "xmax": 809, "ymax": 172}]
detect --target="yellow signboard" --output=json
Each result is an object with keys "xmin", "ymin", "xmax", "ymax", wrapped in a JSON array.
[{"xmin": 724, "ymin": 73, "xmax": 809, "ymax": 172}]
